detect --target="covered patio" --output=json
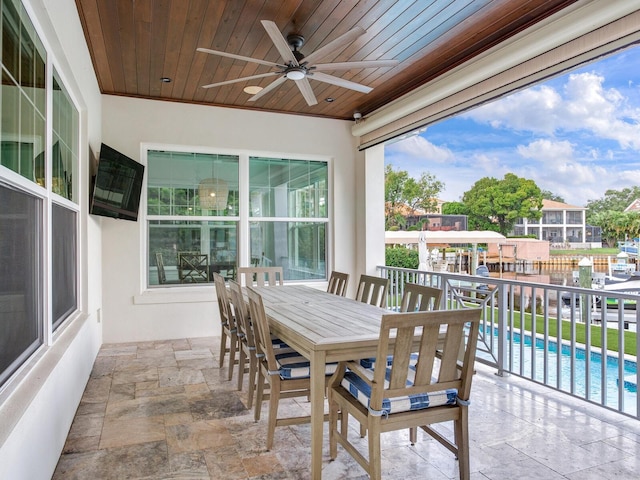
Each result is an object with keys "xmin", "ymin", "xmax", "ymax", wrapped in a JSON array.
[
  {"xmin": 54, "ymin": 336, "xmax": 640, "ymax": 479},
  {"xmin": 2, "ymin": 1, "xmax": 640, "ymax": 479}
]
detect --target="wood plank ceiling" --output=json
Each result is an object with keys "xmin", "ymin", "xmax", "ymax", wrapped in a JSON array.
[{"xmin": 75, "ymin": 0, "xmax": 577, "ymax": 121}]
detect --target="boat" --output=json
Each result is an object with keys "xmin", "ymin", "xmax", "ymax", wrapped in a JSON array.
[
  {"xmin": 599, "ymin": 274, "xmax": 640, "ymax": 309},
  {"xmin": 562, "ymin": 271, "xmax": 640, "ymax": 309},
  {"xmin": 618, "ymin": 240, "xmax": 639, "ymax": 257}
]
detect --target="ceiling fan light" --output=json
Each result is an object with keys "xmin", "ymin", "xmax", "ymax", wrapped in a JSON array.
[
  {"xmin": 243, "ymin": 85, "xmax": 263, "ymax": 94},
  {"xmin": 286, "ymin": 68, "xmax": 306, "ymax": 81}
]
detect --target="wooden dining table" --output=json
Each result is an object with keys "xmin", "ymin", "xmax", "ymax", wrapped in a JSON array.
[{"xmin": 248, "ymin": 284, "xmax": 388, "ymax": 479}]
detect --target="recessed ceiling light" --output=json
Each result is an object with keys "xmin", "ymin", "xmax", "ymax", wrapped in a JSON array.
[
  {"xmin": 325, "ymin": 97, "xmax": 334, "ymax": 103},
  {"xmin": 244, "ymin": 86, "xmax": 263, "ymax": 95},
  {"xmin": 161, "ymin": 77, "xmax": 171, "ymax": 83}
]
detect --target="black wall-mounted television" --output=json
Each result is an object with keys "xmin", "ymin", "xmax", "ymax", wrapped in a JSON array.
[{"xmin": 90, "ymin": 143, "xmax": 145, "ymax": 221}]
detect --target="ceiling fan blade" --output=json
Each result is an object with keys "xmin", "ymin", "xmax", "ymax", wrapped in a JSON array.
[
  {"xmin": 248, "ymin": 75, "xmax": 287, "ymax": 102},
  {"xmin": 310, "ymin": 71, "xmax": 373, "ymax": 94},
  {"xmin": 302, "ymin": 26, "xmax": 366, "ymax": 65},
  {"xmin": 261, "ymin": 20, "xmax": 298, "ymax": 66},
  {"xmin": 197, "ymin": 47, "xmax": 285, "ymax": 68},
  {"xmin": 313, "ymin": 59, "xmax": 399, "ymax": 71},
  {"xmin": 201, "ymin": 72, "xmax": 280, "ymax": 89},
  {"xmin": 294, "ymin": 77, "xmax": 318, "ymax": 106}
]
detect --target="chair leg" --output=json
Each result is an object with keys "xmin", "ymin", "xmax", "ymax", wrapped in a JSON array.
[
  {"xmin": 266, "ymin": 378, "xmax": 280, "ymax": 451},
  {"xmin": 227, "ymin": 332, "xmax": 237, "ymax": 381},
  {"xmin": 410, "ymin": 427, "xmax": 417, "ymax": 445},
  {"xmin": 368, "ymin": 420, "xmax": 382, "ymax": 480},
  {"xmin": 254, "ymin": 368, "xmax": 265, "ymax": 422},
  {"xmin": 218, "ymin": 328, "xmax": 228, "ymax": 368},
  {"xmin": 247, "ymin": 353, "xmax": 257, "ymax": 409},
  {"xmin": 237, "ymin": 347, "xmax": 246, "ymax": 391},
  {"xmin": 455, "ymin": 408, "xmax": 470, "ymax": 480},
  {"xmin": 329, "ymin": 392, "xmax": 339, "ymax": 459}
]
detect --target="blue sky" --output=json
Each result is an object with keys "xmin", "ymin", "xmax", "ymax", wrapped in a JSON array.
[{"xmin": 385, "ymin": 46, "xmax": 640, "ymax": 207}]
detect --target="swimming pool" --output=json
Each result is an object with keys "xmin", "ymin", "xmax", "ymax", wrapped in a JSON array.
[{"xmin": 483, "ymin": 328, "xmax": 638, "ymax": 415}]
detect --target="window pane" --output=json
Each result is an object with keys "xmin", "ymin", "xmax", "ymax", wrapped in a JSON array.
[
  {"xmin": 250, "ymin": 221, "xmax": 325, "ymax": 281},
  {"xmin": 52, "ymin": 68, "xmax": 78, "ymax": 202},
  {"xmin": 0, "ymin": 181, "xmax": 42, "ymax": 386},
  {"xmin": 2, "ymin": 0, "xmax": 20, "ymax": 81},
  {"xmin": 249, "ymin": 157, "xmax": 327, "ymax": 218},
  {"xmin": 52, "ymin": 203, "xmax": 77, "ymax": 329},
  {"xmin": 147, "ymin": 150, "xmax": 239, "ymax": 217},
  {"xmin": 1, "ymin": 1, "xmax": 47, "ymax": 187},
  {"xmin": 148, "ymin": 220, "xmax": 238, "ymax": 285}
]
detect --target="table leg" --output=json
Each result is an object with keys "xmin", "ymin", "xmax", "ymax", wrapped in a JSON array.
[{"xmin": 310, "ymin": 350, "xmax": 326, "ymax": 479}]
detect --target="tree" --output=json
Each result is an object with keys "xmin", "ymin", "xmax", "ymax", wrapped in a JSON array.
[
  {"xmin": 461, "ymin": 173, "xmax": 543, "ymax": 235},
  {"xmin": 586, "ymin": 186, "xmax": 640, "ymax": 224},
  {"xmin": 441, "ymin": 201, "xmax": 468, "ymax": 215},
  {"xmin": 541, "ymin": 190, "xmax": 565, "ymax": 203},
  {"xmin": 385, "ymin": 165, "xmax": 444, "ymax": 229}
]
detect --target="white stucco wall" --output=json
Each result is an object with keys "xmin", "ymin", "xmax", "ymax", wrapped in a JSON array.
[
  {"xmin": 0, "ymin": 1, "xmax": 103, "ymax": 479},
  {"xmin": 100, "ymin": 96, "xmax": 360, "ymax": 343}
]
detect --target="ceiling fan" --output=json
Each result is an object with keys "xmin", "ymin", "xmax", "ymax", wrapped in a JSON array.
[{"xmin": 197, "ymin": 20, "xmax": 399, "ymax": 106}]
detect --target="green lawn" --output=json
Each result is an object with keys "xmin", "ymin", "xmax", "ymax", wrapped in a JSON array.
[
  {"xmin": 550, "ymin": 247, "xmax": 619, "ymax": 255},
  {"xmin": 503, "ymin": 308, "xmax": 636, "ymax": 356}
]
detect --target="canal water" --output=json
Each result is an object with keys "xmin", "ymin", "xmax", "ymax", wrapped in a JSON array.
[{"xmin": 489, "ymin": 266, "xmax": 610, "ymax": 286}]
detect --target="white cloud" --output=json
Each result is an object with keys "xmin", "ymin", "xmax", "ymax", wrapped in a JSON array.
[
  {"xmin": 386, "ymin": 52, "xmax": 640, "ymax": 207},
  {"xmin": 466, "ymin": 85, "xmax": 562, "ymax": 134},
  {"xmin": 465, "ymin": 72, "xmax": 640, "ymax": 150},
  {"xmin": 386, "ymin": 135, "xmax": 454, "ymax": 163},
  {"xmin": 517, "ymin": 139, "xmax": 574, "ymax": 162}
]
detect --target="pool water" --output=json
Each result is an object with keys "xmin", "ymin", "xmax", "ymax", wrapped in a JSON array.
[{"xmin": 484, "ymin": 328, "xmax": 637, "ymax": 415}]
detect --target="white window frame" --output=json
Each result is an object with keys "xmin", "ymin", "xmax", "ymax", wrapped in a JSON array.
[{"xmin": 139, "ymin": 143, "xmax": 332, "ymax": 293}]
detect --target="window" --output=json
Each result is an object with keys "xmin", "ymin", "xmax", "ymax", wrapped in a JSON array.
[
  {"xmin": 147, "ymin": 150, "xmax": 239, "ymax": 285},
  {"xmin": 0, "ymin": 181, "xmax": 43, "ymax": 385},
  {"xmin": 542, "ymin": 212, "xmax": 562, "ymax": 224},
  {"xmin": 146, "ymin": 150, "xmax": 329, "ymax": 286},
  {"xmin": 249, "ymin": 157, "xmax": 328, "ymax": 281},
  {"xmin": 565, "ymin": 211, "xmax": 582, "ymax": 225},
  {"xmin": 0, "ymin": 0, "xmax": 80, "ymax": 387},
  {"xmin": 52, "ymin": 67, "xmax": 78, "ymax": 202},
  {"xmin": 52, "ymin": 203, "xmax": 77, "ymax": 329},
  {"xmin": 1, "ymin": 0, "xmax": 46, "ymax": 185}
]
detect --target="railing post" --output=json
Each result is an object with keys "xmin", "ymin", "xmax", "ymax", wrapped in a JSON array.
[{"xmin": 496, "ymin": 283, "xmax": 509, "ymax": 377}]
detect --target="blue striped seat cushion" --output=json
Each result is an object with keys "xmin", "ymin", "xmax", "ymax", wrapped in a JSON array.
[
  {"xmin": 360, "ymin": 353, "xmax": 418, "ymax": 369},
  {"xmin": 271, "ymin": 337, "xmax": 289, "ymax": 349},
  {"xmin": 275, "ymin": 350, "xmax": 339, "ymax": 380},
  {"xmin": 342, "ymin": 362, "xmax": 457, "ymax": 415}
]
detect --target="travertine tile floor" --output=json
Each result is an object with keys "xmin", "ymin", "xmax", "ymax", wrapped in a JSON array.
[{"xmin": 54, "ymin": 337, "xmax": 640, "ymax": 479}]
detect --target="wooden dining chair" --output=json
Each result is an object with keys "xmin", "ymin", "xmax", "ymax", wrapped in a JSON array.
[
  {"xmin": 400, "ymin": 283, "xmax": 443, "ymax": 312},
  {"xmin": 246, "ymin": 286, "xmax": 338, "ymax": 451},
  {"xmin": 354, "ymin": 274, "xmax": 389, "ymax": 308},
  {"xmin": 213, "ymin": 272, "xmax": 239, "ymax": 381},
  {"xmin": 329, "ymin": 308, "xmax": 482, "ymax": 480},
  {"xmin": 237, "ymin": 266, "xmax": 284, "ymax": 287},
  {"xmin": 227, "ymin": 279, "xmax": 257, "ymax": 406},
  {"xmin": 327, "ymin": 270, "xmax": 349, "ymax": 296},
  {"xmin": 178, "ymin": 251, "xmax": 209, "ymax": 283}
]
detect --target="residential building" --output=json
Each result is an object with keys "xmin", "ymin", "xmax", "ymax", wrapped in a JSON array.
[
  {"xmin": 512, "ymin": 199, "xmax": 602, "ymax": 247},
  {"xmin": 0, "ymin": 1, "xmax": 634, "ymax": 478}
]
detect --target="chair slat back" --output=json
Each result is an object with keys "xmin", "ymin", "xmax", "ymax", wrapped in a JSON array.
[
  {"xmin": 179, "ymin": 252, "xmax": 209, "ymax": 282},
  {"xmin": 370, "ymin": 309, "xmax": 481, "ymax": 411},
  {"xmin": 228, "ymin": 280, "xmax": 254, "ymax": 348},
  {"xmin": 155, "ymin": 252, "xmax": 167, "ymax": 284},
  {"xmin": 246, "ymin": 286, "xmax": 278, "ymax": 371},
  {"xmin": 400, "ymin": 283, "xmax": 442, "ymax": 312},
  {"xmin": 213, "ymin": 272, "xmax": 233, "ymax": 329},
  {"xmin": 355, "ymin": 274, "xmax": 389, "ymax": 308},
  {"xmin": 327, "ymin": 271, "xmax": 349, "ymax": 296},
  {"xmin": 237, "ymin": 266, "xmax": 284, "ymax": 287}
]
